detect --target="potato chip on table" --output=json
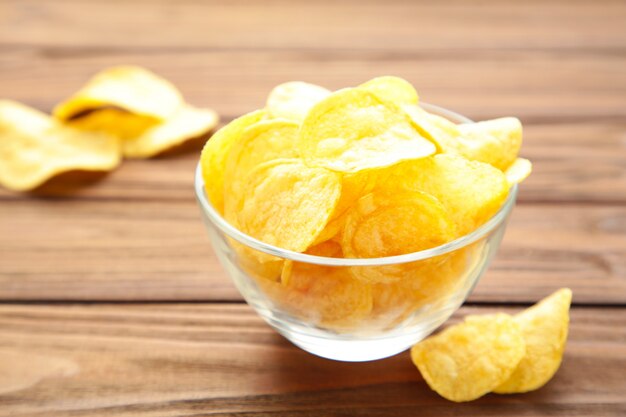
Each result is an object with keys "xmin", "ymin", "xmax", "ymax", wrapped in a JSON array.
[
  {"xmin": 0, "ymin": 100, "xmax": 120, "ymax": 191},
  {"xmin": 411, "ymin": 313, "xmax": 526, "ymax": 402},
  {"xmin": 55, "ymin": 66, "xmax": 218, "ymax": 158},
  {"xmin": 495, "ymin": 288, "xmax": 572, "ymax": 394},
  {"xmin": 54, "ymin": 65, "xmax": 183, "ymax": 121}
]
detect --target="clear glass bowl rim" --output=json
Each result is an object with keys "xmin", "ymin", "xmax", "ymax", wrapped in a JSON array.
[{"xmin": 194, "ymin": 102, "xmax": 518, "ymax": 267}]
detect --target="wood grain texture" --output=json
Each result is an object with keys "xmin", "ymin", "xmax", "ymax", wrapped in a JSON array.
[
  {"xmin": 1, "ymin": 50, "xmax": 625, "ymax": 122},
  {"xmin": 0, "ymin": 303, "xmax": 623, "ymax": 416},
  {"xmin": 1, "ymin": 200, "xmax": 624, "ymax": 303},
  {"xmin": 0, "ymin": 0, "xmax": 625, "ymax": 414},
  {"xmin": 2, "ymin": 0, "xmax": 625, "ymax": 50}
]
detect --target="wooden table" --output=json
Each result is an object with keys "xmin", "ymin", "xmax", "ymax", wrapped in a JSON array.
[{"xmin": 1, "ymin": 1, "xmax": 625, "ymax": 415}]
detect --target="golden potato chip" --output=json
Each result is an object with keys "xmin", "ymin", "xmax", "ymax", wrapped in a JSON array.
[
  {"xmin": 54, "ymin": 66, "xmax": 183, "ymax": 121},
  {"xmin": 298, "ymin": 88, "xmax": 436, "ymax": 173},
  {"xmin": 0, "ymin": 100, "xmax": 121, "ymax": 191},
  {"xmin": 342, "ymin": 189, "xmax": 456, "ymax": 283},
  {"xmin": 365, "ymin": 247, "xmax": 472, "ymax": 328},
  {"xmin": 200, "ymin": 110, "xmax": 267, "ymax": 213},
  {"xmin": 359, "ymin": 76, "xmax": 419, "ymax": 105},
  {"xmin": 504, "ymin": 157, "xmax": 533, "ymax": 186},
  {"xmin": 384, "ymin": 154, "xmax": 509, "ymax": 236},
  {"xmin": 455, "ymin": 117, "xmax": 522, "ymax": 171},
  {"xmin": 281, "ymin": 240, "xmax": 343, "ymax": 285},
  {"xmin": 122, "ymin": 105, "xmax": 218, "ymax": 158},
  {"xmin": 495, "ymin": 288, "xmax": 572, "ymax": 394},
  {"xmin": 411, "ymin": 313, "xmax": 526, "ymax": 402},
  {"xmin": 236, "ymin": 159, "xmax": 341, "ymax": 256},
  {"xmin": 312, "ymin": 170, "xmax": 378, "ymax": 245},
  {"xmin": 223, "ymin": 119, "xmax": 300, "ymax": 221},
  {"xmin": 63, "ymin": 107, "xmax": 158, "ymax": 140},
  {"xmin": 266, "ymin": 81, "xmax": 331, "ymax": 121},
  {"xmin": 231, "ymin": 239, "xmax": 284, "ymax": 282},
  {"xmin": 403, "ymin": 106, "xmax": 461, "ymax": 151},
  {"xmin": 265, "ymin": 243, "xmax": 371, "ymax": 330}
]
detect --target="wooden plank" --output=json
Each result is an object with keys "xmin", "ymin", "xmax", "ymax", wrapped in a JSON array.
[
  {"xmin": 0, "ymin": 121, "xmax": 624, "ymax": 203},
  {"xmin": 1, "ymin": 0, "xmax": 625, "ymax": 51},
  {"xmin": 0, "ymin": 200, "xmax": 624, "ymax": 304},
  {"xmin": 0, "ymin": 49, "xmax": 625, "ymax": 121},
  {"xmin": 0, "ymin": 303, "xmax": 623, "ymax": 416}
]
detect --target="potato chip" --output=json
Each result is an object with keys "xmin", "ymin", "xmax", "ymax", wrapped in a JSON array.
[
  {"xmin": 342, "ymin": 189, "xmax": 456, "ymax": 283},
  {"xmin": 359, "ymin": 76, "xmax": 419, "ymax": 105},
  {"xmin": 237, "ymin": 159, "xmax": 341, "ymax": 256},
  {"xmin": 298, "ymin": 88, "xmax": 436, "ymax": 173},
  {"xmin": 266, "ymin": 243, "xmax": 372, "ymax": 330},
  {"xmin": 54, "ymin": 66, "xmax": 183, "ymax": 121},
  {"xmin": 411, "ymin": 313, "xmax": 526, "ymax": 402},
  {"xmin": 123, "ymin": 105, "xmax": 218, "ymax": 158},
  {"xmin": 401, "ymin": 105, "xmax": 451, "ymax": 149},
  {"xmin": 223, "ymin": 119, "xmax": 300, "ymax": 221},
  {"xmin": 266, "ymin": 81, "xmax": 331, "ymax": 121},
  {"xmin": 384, "ymin": 154, "xmax": 509, "ymax": 236},
  {"xmin": 0, "ymin": 100, "xmax": 121, "ymax": 191},
  {"xmin": 495, "ymin": 288, "xmax": 572, "ymax": 394},
  {"xmin": 281, "ymin": 240, "xmax": 343, "ymax": 285},
  {"xmin": 504, "ymin": 157, "xmax": 533, "ymax": 186},
  {"xmin": 455, "ymin": 117, "xmax": 522, "ymax": 171},
  {"xmin": 63, "ymin": 107, "xmax": 158, "ymax": 140},
  {"xmin": 200, "ymin": 110, "xmax": 267, "ymax": 213},
  {"xmin": 365, "ymin": 247, "xmax": 471, "ymax": 328},
  {"xmin": 312, "ymin": 169, "xmax": 378, "ymax": 245},
  {"xmin": 232, "ymin": 239, "xmax": 284, "ymax": 282}
]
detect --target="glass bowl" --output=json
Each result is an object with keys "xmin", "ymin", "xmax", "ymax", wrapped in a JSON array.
[{"xmin": 194, "ymin": 103, "xmax": 517, "ymax": 362}]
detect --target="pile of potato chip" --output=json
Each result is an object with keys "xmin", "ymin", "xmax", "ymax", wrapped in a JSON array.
[
  {"xmin": 201, "ymin": 76, "xmax": 532, "ymax": 330},
  {"xmin": 412, "ymin": 288, "xmax": 572, "ymax": 401},
  {"xmin": 0, "ymin": 66, "xmax": 218, "ymax": 191}
]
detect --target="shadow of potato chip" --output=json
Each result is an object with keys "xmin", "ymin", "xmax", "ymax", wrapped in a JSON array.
[{"xmin": 27, "ymin": 170, "xmax": 111, "ymax": 197}]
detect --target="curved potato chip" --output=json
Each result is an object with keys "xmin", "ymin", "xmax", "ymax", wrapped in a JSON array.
[
  {"xmin": 0, "ymin": 100, "xmax": 121, "ymax": 191},
  {"xmin": 237, "ymin": 159, "xmax": 341, "ymax": 255},
  {"xmin": 342, "ymin": 189, "xmax": 456, "ymax": 283},
  {"xmin": 123, "ymin": 105, "xmax": 218, "ymax": 158},
  {"xmin": 402, "ymin": 104, "xmax": 450, "ymax": 147},
  {"xmin": 54, "ymin": 66, "xmax": 183, "ymax": 121},
  {"xmin": 266, "ymin": 81, "xmax": 331, "ymax": 121},
  {"xmin": 504, "ymin": 157, "xmax": 533, "ymax": 186},
  {"xmin": 63, "ymin": 108, "xmax": 158, "ymax": 140},
  {"xmin": 281, "ymin": 240, "xmax": 343, "ymax": 285},
  {"xmin": 359, "ymin": 76, "xmax": 419, "ymax": 105},
  {"xmin": 312, "ymin": 169, "xmax": 378, "ymax": 245},
  {"xmin": 384, "ymin": 154, "xmax": 509, "ymax": 236},
  {"xmin": 223, "ymin": 119, "xmax": 300, "ymax": 221},
  {"xmin": 231, "ymin": 239, "xmax": 284, "ymax": 282},
  {"xmin": 298, "ymin": 88, "xmax": 436, "ymax": 173},
  {"xmin": 495, "ymin": 288, "xmax": 572, "ymax": 394},
  {"xmin": 265, "ymin": 245, "xmax": 372, "ymax": 331},
  {"xmin": 200, "ymin": 110, "xmax": 267, "ymax": 213},
  {"xmin": 455, "ymin": 117, "xmax": 522, "ymax": 171},
  {"xmin": 411, "ymin": 313, "xmax": 526, "ymax": 402},
  {"xmin": 370, "ymin": 244, "xmax": 475, "ymax": 326}
]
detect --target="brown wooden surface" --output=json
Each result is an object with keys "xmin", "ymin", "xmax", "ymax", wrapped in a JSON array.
[
  {"xmin": 0, "ymin": 304, "xmax": 624, "ymax": 416},
  {"xmin": 0, "ymin": 0, "xmax": 625, "ymax": 415}
]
